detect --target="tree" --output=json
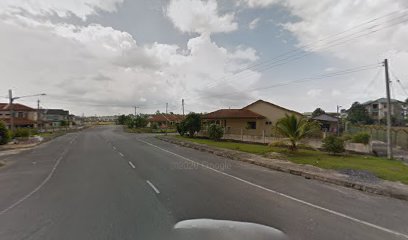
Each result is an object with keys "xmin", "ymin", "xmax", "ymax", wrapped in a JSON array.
[
  {"xmin": 312, "ymin": 108, "xmax": 326, "ymax": 118},
  {"xmin": 0, "ymin": 121, "xmax": 10, "ymax": 145},
  {"xmin": 208, "ymin": 124, "xmax": 224, "ymax": 140},
  {"xmin": 274, "ymin": 114, "xmax": 320, "ymax": 151},
  {"xmin": 176, "ymin": 122, "xmax": 187, "ymax": 136},
  {"xmin": 322, "ymin": 135, "xmax": 345, "ymax": 154},
  {"xmin": 133, "ymin": 115, "xmax": 148, "ymax": 128},
  {"xmin": 347, "ymin": 102, "xmax": 372, "ymax": 124},
  {"xmin": 183, "ymin": 113, "xmax": 201, "ymax": 137},
  {"xmin": 117, "ymin": 115, "xmax": 132, "ymax": 125}
]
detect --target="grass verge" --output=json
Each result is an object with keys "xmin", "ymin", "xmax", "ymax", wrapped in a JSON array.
[{"xmin": 176, "ymin": 136, "xmax": 408, "ymax": 184}]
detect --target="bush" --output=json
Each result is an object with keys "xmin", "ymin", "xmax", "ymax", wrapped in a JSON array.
[
  {"xmin": 341, "ymin": 133, "xmax": 353, "ymax": 141},
  {"xmin": 126, "ymin": 115, "xmax": 148, "ymax": 129},
  {"xmin": 351, "ymin": 132, "xmax": 370, "ymax": 145},
  {"xmin": 176, "ymin": 122, "xmax": 187, "ymax": 136},
  {"xmin": 208, "ymin": 124, "xmax": 224, "ymax": 140},
  {"xmin": 12, "ymin": 128, "xmax": 31, "ymax": 138},
  {"xmin": 0, "ymin": 121, "xmax": 10, "ymax": 145},
  {"xmin": 322, "ymin": 135, "xmax": 345, "ymax": 154},
  {"xmin": 151, "ymin": 122, "xmax": 159, "ymax": 130}
]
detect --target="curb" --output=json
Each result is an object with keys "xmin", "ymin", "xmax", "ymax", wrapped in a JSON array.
[{"xmin": 158, "ymin": 136, "xmax": 408, "ymax": 201}]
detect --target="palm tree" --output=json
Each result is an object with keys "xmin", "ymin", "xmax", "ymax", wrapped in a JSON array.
[{"xmin": 274, "ymin": 114, "xmax": 320, "ymax": 151}]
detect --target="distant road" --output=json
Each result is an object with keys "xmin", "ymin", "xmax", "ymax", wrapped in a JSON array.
[{"xmin": 0, "ymin": 126, "xmax": 407, "ymax": 240}]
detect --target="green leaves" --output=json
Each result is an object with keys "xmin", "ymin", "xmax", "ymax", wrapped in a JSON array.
[{"xmin": 274, "ymin": 114, "xmax": 320, "ymax": 150}]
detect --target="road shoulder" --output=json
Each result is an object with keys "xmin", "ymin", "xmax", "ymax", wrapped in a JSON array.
[{"xmin": 157, "ymin": 135, "xmax": 408, "ymax": 201}]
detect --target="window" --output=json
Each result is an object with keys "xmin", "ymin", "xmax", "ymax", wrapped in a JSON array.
[
  {"xmin": 246, "ymin": 121, "xmax": 256, "ymax": 129},
  {"xmin": 265, "ymin": 121, "xmax": 272, "ymax": 125}
]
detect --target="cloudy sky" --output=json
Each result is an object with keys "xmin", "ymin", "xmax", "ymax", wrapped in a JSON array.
[{"xmin": 1, "ymin": 0, "xmax": 408, "ymax": 116}]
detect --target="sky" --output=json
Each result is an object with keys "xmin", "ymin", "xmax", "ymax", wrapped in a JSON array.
[{"xmin": 1, "ymin": 0, "xmax": 408, "ymax": 116}]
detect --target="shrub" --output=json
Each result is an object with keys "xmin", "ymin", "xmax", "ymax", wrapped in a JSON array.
[
  {"xmin": 341, "ymin": 133, "xmax": 353, "ymax": 141},
  {"xmin": 151, "ymin": 122, "xmax": 159, "ymax": 130},
  {"xmin": 351, "ymin": 132, "xmax": 370, "ymax": 145},
  {"xmin": 0, "ymin": 121, "xmax": 10, "ymax": 145},
  {"xmin": 176, "ymin": 122, "xmax": 187, "ymax": 136},
  {"xmin": 208, "ymin": 124, "xmax": 224, "ymax": 140},
  {"xmin": 12, "ymin": 128, "xmax": 31, "ymax": 138},
  {"xmin": 322, "ymin": 135, "xmax": 345, "ymax": 154}
]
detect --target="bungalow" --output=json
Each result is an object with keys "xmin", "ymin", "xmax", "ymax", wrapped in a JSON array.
[
  {"xmin": 0, "ymin": 103, "xmax": 38, "ymax": 128},
  {"xmin": 311, "ymin": 113, "xmax": 339, "ymax": 133},
  {"xmin": 147, "ymin": 114, "xmax": 185, "ymax": 128},
  {"xmin": 202, "ymin": 100, "xmax": 303, "ymax": 136}
]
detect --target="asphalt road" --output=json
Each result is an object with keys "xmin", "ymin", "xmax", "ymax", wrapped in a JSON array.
[{"xmin": 0, "ymin": 126, "xmax": 408, "ymax": 240}]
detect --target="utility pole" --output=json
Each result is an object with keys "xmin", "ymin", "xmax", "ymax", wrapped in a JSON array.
[
  {"xmin": 336, "ymin": 105, "xmax": 342, "ymax": 136},
  {"xmin": 8, "ymin": 89, "xmax": 14, "ymax": 131},
  {"xmin": 384, "ymin": 59, "xmax": 393, "ymax": 159},
  {"xmin": 134, "ymin": 106, "xmax": 139, "ymax": 117},
  {"xmin": 165, "ymin": 103, "xmax": 168, "ymax": 136},
  {"xmin": 37, "ymin": 99, "xmax": 41, "ymax": 130},
  {"xmin": 7, "ymin": 89, "xmax": 46, "ymax": 131},
  {"xmin": 182, "ymin": 99, "xmax": 185, "ymax": 116}
]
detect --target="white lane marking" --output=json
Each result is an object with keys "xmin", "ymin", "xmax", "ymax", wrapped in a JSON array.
[
  {"xmin": 137, "ymin": 139, "xmax": 408, "ymax": 239},
  {"xmin": 112, "ymin": 146, "xmax": 117, "ymax": 151},
  {"xmin": 146, "ymin": 180, "xmax": 160, "ymax": 194},
  {"xmin": 128, "ymin": 161, "xmax": 136, "ymax": 169},
  {"xmin": 118, "ymin": 152, "xmax": 124, "ymax": 157},
  {"xmin": 0, "ymin": 150, "xmax": 68, "ymax": 216}
]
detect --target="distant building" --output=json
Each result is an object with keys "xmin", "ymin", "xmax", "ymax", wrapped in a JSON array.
[
  {"xmin": 362, "ymin": 98, "xmax": 406, "ymax": 124},
  {"xmin": 0, "ymin": 103, "xmax": 38, "ymax": 128},
  {"xmin": 311, "ymin": 113, "xmax": 339, "ymax": 133},
  {"xmin": 147, "ymin": 114, "xmax": 185, "ymax": 128},
  {"xmin": 40, "ymin": 109, "xmax": 69, "ymax": 127}
]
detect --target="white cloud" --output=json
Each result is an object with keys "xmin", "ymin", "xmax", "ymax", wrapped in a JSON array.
[
  {"xmin": 307, "ymin": 89, "xmax": 323, "ymax": 98},
  {"xmin": 0, "ymin": 8, "xmax": 258, "ymax": 115},
  {"xmin": 166, "ymin": 0, "xmax": 238, "ymax": 34},
  {"xmin": 240, "ymin": 0, "xmax": 279, "ymax": 8},
  {"xmin": 249, "ymin": 17, "xmax": 260, "ymax": 30},
  {"xmin": 240, "ymin": 0, "xmax": 408, "ymax": 109},
  {"xmin": 0, "ymin": 0, "xmax": 123, "ymax": 20}
]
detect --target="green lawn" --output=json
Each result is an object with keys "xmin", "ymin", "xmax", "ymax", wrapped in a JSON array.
[{"xmin": 176, "ymin": 136, "xmax": 408, "ymax": 184}]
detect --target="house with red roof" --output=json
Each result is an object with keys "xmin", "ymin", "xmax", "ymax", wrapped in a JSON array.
[
  {"xmin": 202, "ymin": 100, "xmax": 303, "ymax": 136},
  {"xmin": 147, "ymin": 114, "xmax": 185, "ymax": 128},
  {"xmin": 0, "ymin": 103, "xmax": 38, "ymax": 128}
]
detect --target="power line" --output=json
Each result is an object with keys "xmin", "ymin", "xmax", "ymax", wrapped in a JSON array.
[
  {"xmin": 213, "ymin": 14, "xmax": 408, "ymax": 86},
  {"xmin": 187, "ymin": 63, "xmax": 381, "ymax": 102},
  {"xmin": 201, "ymin": 9, "xmax": 408, "ymax": 90},
  {"xmin": 390, "ymin": 69, "xmax": 408, "ymax": 96}
]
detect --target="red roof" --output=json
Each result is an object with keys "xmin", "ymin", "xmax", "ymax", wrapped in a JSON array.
[
  {"xmin": 0, "ymin": 103, "xmax": 35, "ymax": 111},
  {"xmin": 203, "ymin": 109, "xmax": 265, "ymax": 120},
  {"xmin": 148, "ymin": 114, "xmax": 185, "ymax": 122},
  {"xmin": 1, "ymin": 118, "xmax": 37, "ymax": 126}
]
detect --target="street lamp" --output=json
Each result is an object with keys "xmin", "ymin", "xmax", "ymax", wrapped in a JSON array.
[
  {"xmin": 8, "ymin": 89, "xmax": 46, "ymax": 131},
  {"xmin": 336, "ymin": 105, "xmax": 342, "ymax": 136}
]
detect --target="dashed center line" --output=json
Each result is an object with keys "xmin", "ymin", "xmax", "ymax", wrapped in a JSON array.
[
  {"xmin": 112, "ymin": 146, "xmax": 117, "ymax": 151},
  {"xmin": 128, "ymin": 161, "xmax": 136, "ymax": 169},
  {"xmin": 118, "ymin": 152, "xmax": 124, "ymax": 157},
  {"xmin": 146, "ymin": 180, "xmax": 160, "ymax": 194}
]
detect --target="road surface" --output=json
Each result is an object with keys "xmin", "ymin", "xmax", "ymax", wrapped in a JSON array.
[{"xmin": 0, "ymin": 126, "xmax": 407, "ymax": 240}]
